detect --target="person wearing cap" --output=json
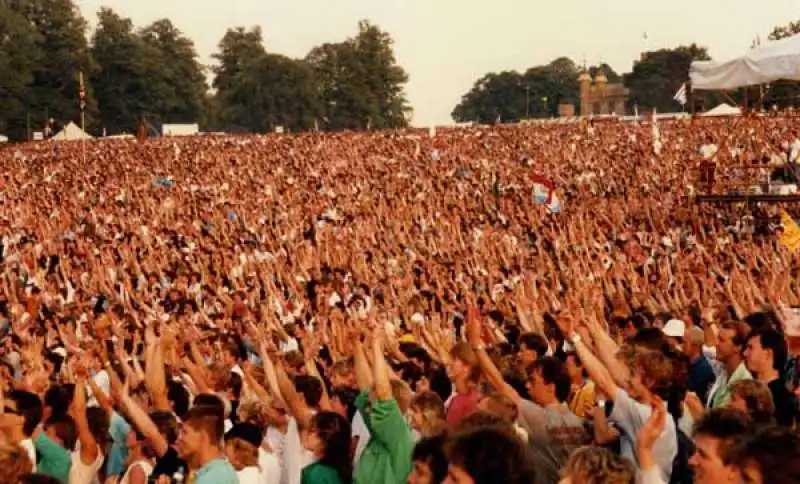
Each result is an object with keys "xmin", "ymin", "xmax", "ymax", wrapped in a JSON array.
[
  {"xmin": 683, "ymin": 327, "xmax": 716, "ymax": 405},
  {"xmin": 661, "ymin": 319, "xmax": 686, "ymax": 345},
  {"xmin": 224, "ymin": 422, "xmax": 263, "ymax": 484}
]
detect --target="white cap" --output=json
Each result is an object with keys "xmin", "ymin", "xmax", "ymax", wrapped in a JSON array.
[{"xmin": 663, "ymin": 319, "xmax": 686, "ymax": 338}]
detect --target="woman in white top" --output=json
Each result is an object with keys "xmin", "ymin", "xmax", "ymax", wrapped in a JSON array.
[
  {"xmin": 119, "ymin": 428, "xmax": 155, "ymax": 484},
  {"xmin": 69, "ymin": 371, "xmax": 110, "ymax": 484},
  {"xmin": 224, "ymin": 422, "xmax": 264, "ymax": 484}
]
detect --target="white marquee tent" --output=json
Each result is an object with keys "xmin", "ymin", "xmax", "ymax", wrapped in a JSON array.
[
  {"xmin": 51, "ymin": 122, "xmax": 92, "ymax": 141},
  {"xmin": 700, "ymin": 103, "xmax": 742, "ymax": 117},
  {"xmin": 690, "ymin": 34, "xmax": 800, "ymax": 90}
]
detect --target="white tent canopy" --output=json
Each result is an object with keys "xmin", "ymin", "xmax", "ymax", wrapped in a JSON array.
[
  {"xmin": 51, "ymin": 122, "xmax": 92, "ymax": 141},
  {"xmin": 690, "ymin": 34, "xmax": 800, "ymax": 90},
  {"xmin": 700, "ymin": 103, "xmax": 742, "ymax": 117}
]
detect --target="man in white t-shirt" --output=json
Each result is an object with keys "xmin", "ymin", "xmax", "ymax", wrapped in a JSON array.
[{"xmin": 0, "ymin": 389, "xmax": 43, "ymax": 472}]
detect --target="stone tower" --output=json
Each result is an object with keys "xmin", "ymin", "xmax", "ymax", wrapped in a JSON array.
[
  {"xmin": 594, "ymin": 69, "xmax": 608, "ymax": 114},
  {"xmin": 578, "ymin": 69, "xmax": 592, "ymax": 116}
]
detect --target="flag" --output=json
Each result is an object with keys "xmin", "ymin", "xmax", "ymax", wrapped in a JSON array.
[
  {"xmin": 531, "ymin": 174, "xmax": 561, "ymax": 213},
  {"xmin": 652, "ymin": 108, "xmax": 662, "ymax": 155},
  {"xmin": 780, "ymin": 210, "xmax": 800, "ymax": 253},
  {"xmin": 79, "ymin": 71, "xmax": 86, "ymax": 111},
  {"xmin": 673, "ymin": 83, "xmax": 687, "ymax": 106}
]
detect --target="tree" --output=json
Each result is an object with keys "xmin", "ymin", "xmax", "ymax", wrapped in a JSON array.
[
  {"xmin": 212, "ymin": 27, "xmax": 267, "ymax": 94},
  {"xmin": 624, "ymin": 44, "xmax": 710, "ymax": 112},
  {"xmin": 452, "ymin": 57, "xmax": 581, "ymax": 123},
  {"xmin": 210, "ymin": 26, "xmax": 319, "ymax": 132},
  {"xmin": 139, "ymin": 19, "xmax": 207, "ymax": 126},
  {"xmin": 764, "ymin": 20, "xmax": 800, "ymax": 109},
  {"xmin": 91, "ymin": 8, "xmax": 152, "ymax": 134},
  {"xmin": 306, "ymin": 20, "xmax": 410, "ymax": 131},
  {"xmin": 218, "ymin": 53, "xmax": 319, "ymax": 133},
  {"xmin": 15, "ymin": 0, "xmax": 94, "ymax": 135},
  {"xmin": 0, "ymin": 4, "xmax": 42, "ymax": 139},
  {"xmin": 351, "ymin": 20, "xmax": 410, "ymax": 129},
  {"xmin": 306, "ymin": 41, "xmax": 367, "ymax": 130},
  {"xmin": 768, "ymin": 20, "xmax": 800, "ymax": 41},
  {"xmin": 589, "ymin": 63, "xmax": 621, "ymax": 83},
  {"xmin": 452, "ymin": 71, "xmax": 525, "ymax": 124}
]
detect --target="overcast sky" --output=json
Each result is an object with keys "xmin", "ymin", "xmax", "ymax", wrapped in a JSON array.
[{"xmin": 76, "ymin": 0, "xmax": 800, "ymax": 126}]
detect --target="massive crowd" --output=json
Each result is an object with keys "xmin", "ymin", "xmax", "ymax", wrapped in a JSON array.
[{"xmin": 0, "ymin": 115, "xmax": 799, "ymax": 484}]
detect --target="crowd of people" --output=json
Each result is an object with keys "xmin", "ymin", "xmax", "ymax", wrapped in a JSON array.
[{"xmin": 0, "ymin": 114, "xmax": 799, "ymax": 484}]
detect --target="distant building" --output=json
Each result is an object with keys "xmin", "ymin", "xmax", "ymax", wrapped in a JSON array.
[
  {"xmin": 578, "ymin": 69, "xmax": 629, "ymax": 116},
  {"xmin": 558, "ymin": 103, "xmax": 575, "ymax": 117}
]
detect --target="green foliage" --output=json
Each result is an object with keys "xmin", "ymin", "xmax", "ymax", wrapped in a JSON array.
[
  {"xmin": 764, "ymin": 20, "xmax": 800, "ymax": 109},
  {"xmin": 768, "ymin": 20, "xmax": 800, "ymax": 41},
  {"xmin": 452, "ymin": 57, "xmax": 581, "ymax": 123},
  {"xmin": 0, "ymin": 2, "xmax": 409, "ymax": 138},
  {"xmin": 0, "ymin": 4, "xmax": 42, "ymax": 139},
  {"xmin": 211, "ymin": 20, "xmax": 409, "ymax": 133},
  {"xmin": 0, "ymin": 0, "xmax": 93, "ymax": 139},
  {"xmin": 138, "ymin": 19, "xmax": 207, "ymax": 126},
  {"xmin": 624, "ymin": 44, "xmax": 710, "ymax": 112},
  {"xmin": 305, "ymin": 20, "xmax": 410, "ymax": 131}
]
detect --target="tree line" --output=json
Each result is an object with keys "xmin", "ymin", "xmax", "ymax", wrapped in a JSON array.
[
  {"xmin": 453, "ymin": 20, "xmax": 800, "ymax": 124},
  {"xmin": 0, "ymin": 1, "xmax": 410, "ymax": 140}
]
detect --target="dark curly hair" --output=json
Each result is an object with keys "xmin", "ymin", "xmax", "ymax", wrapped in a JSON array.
[
  {"xmin": 445, "ymin": 427, "xmax": 536, "ymax": 484},
  {"xmin": 312, "ymin": 411, "xmax": 353, "ymax": 484}
]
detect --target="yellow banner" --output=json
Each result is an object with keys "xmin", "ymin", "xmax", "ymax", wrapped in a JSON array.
[{"xmin": 780, "ymin": 210, "xmax": 800, "ymax": 253}]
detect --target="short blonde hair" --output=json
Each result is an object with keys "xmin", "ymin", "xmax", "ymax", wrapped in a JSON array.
[
  {"xmin": 730, "ymin": 379, "xmax": 775, "ymax": 424},
  {"xmin": 563, "ymin": 446, "xmax": 636, "ymax": 484},
  {"xmin": 411, "ymin": 391, "xmax": 446, "ymax": 438},
  {"xmin": 225, "ymin": 437, "xmax": 259, "ymax": 470}
]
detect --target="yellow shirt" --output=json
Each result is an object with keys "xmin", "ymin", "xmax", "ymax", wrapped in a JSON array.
[{"xmin": 569, "ymin": 381, "xmax": 596, "ymax": 418}]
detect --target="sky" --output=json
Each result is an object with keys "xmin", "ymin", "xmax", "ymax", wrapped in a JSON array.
[{"xmin": 76, "ymin": 0, "xmax": 800, "ymax": 126}]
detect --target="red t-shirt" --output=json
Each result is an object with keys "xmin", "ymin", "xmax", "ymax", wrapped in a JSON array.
[{"xmin": 447, "ymin": 390, "xmax": 481, "ymax": 425}]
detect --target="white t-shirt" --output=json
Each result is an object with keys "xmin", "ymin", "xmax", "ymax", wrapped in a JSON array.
[
  {"xmin": 68, "ymin": 446, "xmax": 104, "ymax": 484},
  {"xmin": 280, "ymin": 337, "xmax": 299, "ymax": 354},
  {"xmin": 279, "ymin": 417, "xmax": 313, "ymax": 484},
  {"xmin": 259, "ymin": 448, "xmax": 281, "ymax": 484},
  {"xmin": 237, "ymin": 466, "xmax": 262, "ymax": 484},
  {"xmin": 87, "ymin": 370, "xmax": 110, "ymax": 407},
  {"xmin": 351, "ymin": 411, "xmax": 371, "ymax": 467},
  {"xmin": 120, "ymin": 460, "xmax": 153, "ymax": 484},
  {"xmin": 20, "ymin": 438, "xmax": 36, "ymax": 473}
]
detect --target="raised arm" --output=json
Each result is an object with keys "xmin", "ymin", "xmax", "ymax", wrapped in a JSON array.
[
  {"xmin": 559, "ymin": 316, "xmax": 619, "ymax": 401},
  {"xmin": 274, "ymin": 361, "xmax": 314, "ymax": 429},
  {"xmin": 371, "ymin": 325, "xmax": 392, "ymax": 401},
  {"xmin": 143, "ymin": 326, "xmax": 170, "ymax": 411},
  {"xmin": 70, "ymin": 364, "xmax": 100, "ymax": 465},
  {"xmin": 118, "ymin": 380, "xmax": 169, "ymax": 458},
  {"xmin": 466, "ymin": 305, "xmax": 522, "ymax": 406},
  {"xmin": 353, "ymin": 338, "xmax": 373, "ymax": 392}
]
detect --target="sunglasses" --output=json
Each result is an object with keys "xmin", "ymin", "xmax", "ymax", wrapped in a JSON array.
[{"xmin": 3, "ymin": 406, "xmax": 18, "ymax": 415}]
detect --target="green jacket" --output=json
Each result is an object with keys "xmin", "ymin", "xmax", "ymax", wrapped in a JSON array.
[
  {"xmin": 353, "ymin": 391, "xmax": 413, "ymax": 484},
  {"xmin": 302, "ymin": 461, "xmax": 344, "ymax": 484},
  {"xmin": 35, "ymin": 433, "xmax": 71, "ymax": 483}
]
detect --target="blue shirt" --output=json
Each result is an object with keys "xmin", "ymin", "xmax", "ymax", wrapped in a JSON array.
[
  {"xmin": 106, "ymin": 412, "xmax": 131, "ymax": 476},
  {"xmin": 195, "ymin": 457, "xmax": 238, "ymax": 484}
]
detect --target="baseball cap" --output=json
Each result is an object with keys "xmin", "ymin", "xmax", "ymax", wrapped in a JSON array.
[{"xmin": 662, "ymin": 319, "xmax": 686, "ymax": 338}]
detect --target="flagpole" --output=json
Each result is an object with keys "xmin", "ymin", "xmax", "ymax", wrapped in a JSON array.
[
  {"xmin": 81, "ymin": 109, "xmax": 86, "ymax": 166},
  {"xmin": 79, "ymin": 70, "xmax": 86, "ymax": 165}
]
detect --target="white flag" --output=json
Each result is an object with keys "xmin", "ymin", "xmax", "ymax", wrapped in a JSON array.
[{"xmin": 673, "ymin": 83, "xmax": 687, "ymax": 106}]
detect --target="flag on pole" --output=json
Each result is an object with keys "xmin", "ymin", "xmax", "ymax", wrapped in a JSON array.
[
  {"xmin": 673, "ymin": 83, "xmax": 687, "ymax": 106},
  {"xmin": 531, "ymin": 174, "xmax": 561, "ymax": 213},
  {"xmin": 79, "ymin": 71, "xmax": 86, "ymax": 111}
]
